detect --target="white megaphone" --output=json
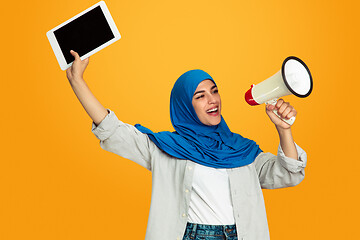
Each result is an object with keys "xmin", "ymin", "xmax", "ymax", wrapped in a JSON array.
[{"xmin": 245, "ymin": 56, "xmax": 313, "ymax": 125}]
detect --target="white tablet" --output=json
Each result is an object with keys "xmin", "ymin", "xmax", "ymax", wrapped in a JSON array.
[{"xmin": 47, "ymin": 1, "xmax": 121, "ymax": 70}]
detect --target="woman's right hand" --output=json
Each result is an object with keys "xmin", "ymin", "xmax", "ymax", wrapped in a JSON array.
[{"xmin": 66, "ymin": 50, "xmax": 89, "ymax": 83}]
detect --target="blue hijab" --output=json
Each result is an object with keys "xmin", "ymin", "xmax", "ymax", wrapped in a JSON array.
[{"xmin": 134, "ymin": 69, "xmax": 262, "ymax": 168}]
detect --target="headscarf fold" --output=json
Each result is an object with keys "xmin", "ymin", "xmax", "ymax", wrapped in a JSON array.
[{"xmin": 135, "ymin": 69, "xmax": 262, "ymax": 168}]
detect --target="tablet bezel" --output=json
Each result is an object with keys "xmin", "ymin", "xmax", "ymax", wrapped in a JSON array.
[{"xmin": 47, "ymin": 1, "xmax": 121, "ymax": 70}]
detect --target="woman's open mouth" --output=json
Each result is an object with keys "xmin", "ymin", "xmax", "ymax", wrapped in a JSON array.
[{"xmin": 206, "ymin": 107, "xmax": 219, "ymax": 116}]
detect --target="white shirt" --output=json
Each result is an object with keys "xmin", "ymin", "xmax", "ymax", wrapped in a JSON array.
[
  {"xmin": 91, "ymin": 109, "xmax": 308, "ymax": 240},
  {"xmin": 188, "ymin": 163, "xmax": 235, "ymax": 225}
]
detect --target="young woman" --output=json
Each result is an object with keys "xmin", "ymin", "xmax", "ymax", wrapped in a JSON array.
[{"xmin": 66, "ymin": 50, "xmax": 307, "ymax": 240}]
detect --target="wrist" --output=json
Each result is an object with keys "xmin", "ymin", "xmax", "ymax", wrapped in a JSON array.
[
  {"xmin": 70, "ymin": 76, "xmax": 85, "ymax": 85},
  {"xmin": 276, "ymin": 125, "xmax": 292, "ymax": 136}
]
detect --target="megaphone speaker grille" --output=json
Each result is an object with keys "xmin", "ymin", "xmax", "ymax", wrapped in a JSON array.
[{"xmin": 282, "ymin": 56, "xmax": 313, "ymax": 98}]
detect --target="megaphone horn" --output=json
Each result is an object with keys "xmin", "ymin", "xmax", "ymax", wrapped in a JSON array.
[{"xmin": 245, "ymin": 56, "xmax": 313, "ymax": 125}]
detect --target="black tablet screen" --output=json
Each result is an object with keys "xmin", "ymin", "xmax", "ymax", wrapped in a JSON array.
[{"xmin": 54, "ymin": 6, "xmax": 115, "ymax": 64}]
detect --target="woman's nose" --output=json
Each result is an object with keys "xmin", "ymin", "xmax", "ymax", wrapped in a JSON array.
[{"xmin": 208, "ymin": 95, "xmax": 217, "ymax": 104}]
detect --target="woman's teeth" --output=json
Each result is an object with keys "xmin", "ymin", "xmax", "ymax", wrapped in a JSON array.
[{"xmin": 207, "ymin": 108, "xmax": 218, "ymax": 113}]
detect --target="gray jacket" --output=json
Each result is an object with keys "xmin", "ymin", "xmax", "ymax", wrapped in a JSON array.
[{"xmin": 91, "ymin": 109, "xmax": 307, "ymax": 240}]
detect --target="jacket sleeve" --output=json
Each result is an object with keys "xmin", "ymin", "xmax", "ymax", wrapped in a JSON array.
[
  {"xmin": 254, "ymin": 143, "xmax": 307, "ymax": 189},
  {"xmin": 91, "ymin": 109, "xmax": 158, "ymax": 170}
]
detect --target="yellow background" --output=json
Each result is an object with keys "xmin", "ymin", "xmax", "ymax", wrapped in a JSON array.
[{"xmin": 1, "ymin": 0, "xmax": 359, "ymax": 239}]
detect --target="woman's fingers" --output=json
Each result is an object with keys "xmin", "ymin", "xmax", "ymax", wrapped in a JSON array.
[
  {"xmin": 275, "ymin": 98, "xmax": 284, "ymax": 108},
  {"xmin": 66, "ymin": 50, "xmax": 90, "ymax": 82},
  {"xmin": 70, "ymin": 50, "xmax": 80, "ymax": 61},
  {"xmin": 282, "ymin": 107, "xmax": 292, "ymax": 119},
  {"xmin": 275, "ymin": 99, "xmax": 297, "ymax": 119},
  {"xmin": 265, "ymin": 98, "xmax": 297, "ymax": 128},
  {"xmin": 83, "ymin": 57, "xmax": 90, "ymax": 66},
  {"xmin": 70, "ymin": 50, "xmax": 90, "ymax": 67}
]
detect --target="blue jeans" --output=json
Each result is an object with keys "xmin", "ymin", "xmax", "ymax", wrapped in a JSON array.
[{"xmin": 182, "ymin": 222, "xmax": 238, "ymax": 240}]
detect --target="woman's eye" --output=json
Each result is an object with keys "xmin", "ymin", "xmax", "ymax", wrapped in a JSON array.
[
  {"xmin": 213, "ymin": 89, "xmax": 218, "ymax": 94},
  {"xmin": 195, "ymin": 95, "xmax": 204, "ymax": 99}
]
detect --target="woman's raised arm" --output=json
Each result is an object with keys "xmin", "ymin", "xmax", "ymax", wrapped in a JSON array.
[{"xmin": 66, "ymin": 50, "xmax": 108, "ymax": 126}]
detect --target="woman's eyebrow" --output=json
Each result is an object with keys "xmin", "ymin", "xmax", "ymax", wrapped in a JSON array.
[
  {"xmin": 193, "ymin": 85, "xmax": 217, "ymax": 96},
  {"xmin": 193, "ymin": 90, "xmax": 205, "ymax": 96}
]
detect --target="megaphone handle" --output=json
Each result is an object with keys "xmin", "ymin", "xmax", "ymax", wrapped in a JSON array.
[{"xmin": 265, "ymin": 99, "xmax": 296, "ymax": 126}]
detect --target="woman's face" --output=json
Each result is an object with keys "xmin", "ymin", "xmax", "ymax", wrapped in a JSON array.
[{"xmin": 192, "ymin": 80, "xmax": 222, "ymax": 126}]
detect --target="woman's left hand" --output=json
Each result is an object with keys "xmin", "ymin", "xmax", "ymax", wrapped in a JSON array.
[{"xmin": 265, "ymin": 99, "xmax": 297, "ymax": 129}]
